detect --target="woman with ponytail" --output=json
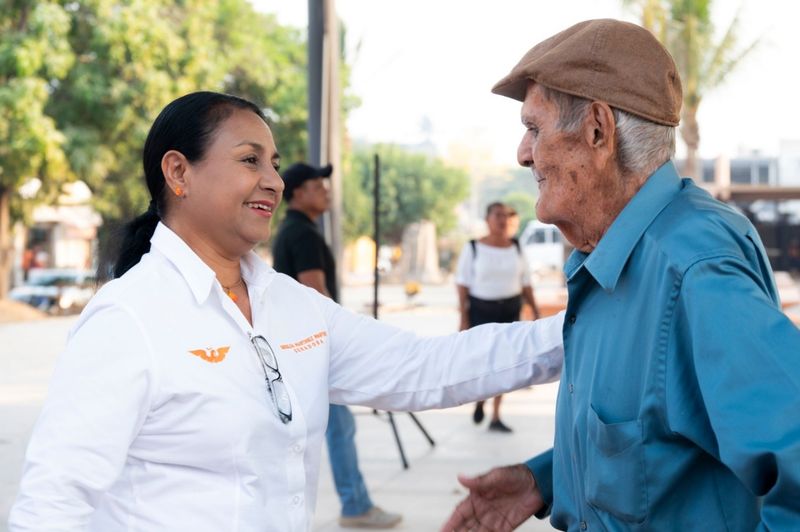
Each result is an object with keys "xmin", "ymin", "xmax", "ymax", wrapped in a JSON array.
[{"xmin": 10, "ymin": 92, "xmax": 564, "ymax": 531}]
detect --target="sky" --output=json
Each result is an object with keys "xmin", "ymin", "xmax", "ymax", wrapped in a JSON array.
[{"xmin": 252, "ymin": 0, "xmax": 800, "ymax": 167}]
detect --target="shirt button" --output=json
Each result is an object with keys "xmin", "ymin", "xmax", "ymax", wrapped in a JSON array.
[
  {"xmin": 568, "ymin": 314, "xmax": 577, "ymax": 325},
  {"xmin": 569, "ymin": 383, "xmax": 574, "ymax": 394},
  {"xmin": 580, "ymin": 521, "xmax": 588, "ymax": 530},
  {"xmin": 292, "ymin": 495, "xmax": 301, "ymax": 505},
  {"xmin": 292, "ymin": 443, "xmax": 303, "ymax": 454}
]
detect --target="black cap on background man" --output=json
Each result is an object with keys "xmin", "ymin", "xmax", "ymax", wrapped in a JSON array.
[{"xmin": 281, "ymin": 163, "xmax": 333, "ymax": 201}]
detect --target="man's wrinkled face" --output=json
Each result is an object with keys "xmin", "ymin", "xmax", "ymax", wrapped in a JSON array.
[{"xmin": 516, "ymin": 84, "xmax": 595, "ymax": 236}]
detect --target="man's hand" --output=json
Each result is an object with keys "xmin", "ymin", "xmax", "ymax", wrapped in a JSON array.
[{"xmin": 441, "ymin": 464, "xmax": 543, "ymax": 532}]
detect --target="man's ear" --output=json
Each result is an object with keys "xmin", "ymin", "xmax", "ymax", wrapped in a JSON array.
[
  {"xmin": 290, "ymin": 183, "xmax": 306, "ymax": 204},
  {"xmin": 583, "ymin": 101, "xmax": 616, "ymax": 157},
  {"xmin": 162, "ymin": 150, "xmax": 190, "ymax": 197}
]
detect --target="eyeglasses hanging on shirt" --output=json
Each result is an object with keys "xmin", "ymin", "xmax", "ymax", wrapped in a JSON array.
[{"xmin": 250, "ymin": 334, "xmax": 293, "ymax": 424}]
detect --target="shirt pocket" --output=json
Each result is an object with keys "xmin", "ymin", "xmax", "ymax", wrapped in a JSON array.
[{"xmin": 585, "ymin": 404, "xmax": 648, "ymax": 524}]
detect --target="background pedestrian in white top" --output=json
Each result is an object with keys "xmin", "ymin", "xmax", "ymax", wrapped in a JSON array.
[
  {"xmin": 455, "ymin": 202, "xmax": 541, "ymax": 433},
  {"xmin": 9, "ymin": 92, "xmax": 563, "ymax": 532}
]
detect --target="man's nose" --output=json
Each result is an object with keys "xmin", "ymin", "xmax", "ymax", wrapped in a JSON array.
[{"xmin": 517, "ymin": 135, "xmax": 533, "ymax": 168}]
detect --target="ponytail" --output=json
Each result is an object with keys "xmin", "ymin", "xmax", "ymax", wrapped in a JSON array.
[{"xmin": 112, "ymin": 202, "xmax": 160, "ymax": 278}]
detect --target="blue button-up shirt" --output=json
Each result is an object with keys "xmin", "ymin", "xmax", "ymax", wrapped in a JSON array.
[{"xmin": 527, "ymin": 161, "xmax": 800, "ymax": 531}]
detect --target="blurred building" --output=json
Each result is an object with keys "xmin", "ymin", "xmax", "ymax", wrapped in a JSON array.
[
  {"xmin": 12, "ymin": 180, "xmax": 101, "ymax": 287},
  {"xmin": 688, "ymin": 140, "xmax": 800, "ymax": 272}
]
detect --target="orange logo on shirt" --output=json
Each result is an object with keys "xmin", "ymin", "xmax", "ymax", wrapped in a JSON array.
[
  {"xmin": 189, "ymin": 346, "xmax": 230, "ymax": 363},
  {"xmin": 279, "ymin": 331, "xmax": 327, "ymax": 353}
]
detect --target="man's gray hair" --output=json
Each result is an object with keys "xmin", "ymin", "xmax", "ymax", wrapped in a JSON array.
[{"xmin": 540, "ymin": 86, "xmax": 676, "ymax": 177}]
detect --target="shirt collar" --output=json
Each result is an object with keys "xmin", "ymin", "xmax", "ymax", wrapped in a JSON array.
[
  {"xmin": 565, "ymin": 160, "xmax": 683, "ymax": 292},
  {"xmin": 150, "ymin": 222, "xmax": 275, "ymax": 305},
  {"xmin": 240, "ymin": 248, "xmax": 274, "ymax": 300}
]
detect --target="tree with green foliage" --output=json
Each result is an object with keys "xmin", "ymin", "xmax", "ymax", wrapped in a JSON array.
[
  {"xmin": 217, "ymin": 0, "xmax": 309, "ymax": 170},
  {"xmin": 0, "ymin": 1, "xmax": 74, "ymax": 297},
  {"xmin": 0, "ymin": 1, "xmax": 328, "ymax": 292},
  {"xmin": 346, "ymin": 145, "xmax": 469, "ymax": 244},
  {"xmin": 339, "ymin": 151, "xmax": 373, "ymax": 244},
  {"xmin": 42, "ymin": 0, "xmax": 309, "ymax": 273},
  {"xmin": 623, "ymin": 0, "xmax": 759, "ymax": 178}
]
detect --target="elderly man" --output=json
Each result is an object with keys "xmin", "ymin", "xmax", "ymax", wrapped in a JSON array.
[{"xmin": 443, "ymin": 19, "xmax": 800, "ymax": 531}]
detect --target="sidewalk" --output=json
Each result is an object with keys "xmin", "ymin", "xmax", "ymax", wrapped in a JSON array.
[
  {"xmin": 0, "ymin": 282, "xmax": 558, "ymax": 531},
  {"xmin": 320, "ymin": 283, "xmax": 558, "ymax": 530}
]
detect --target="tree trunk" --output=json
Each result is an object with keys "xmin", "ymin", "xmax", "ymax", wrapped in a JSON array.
[
  {"xmin": 680, "ymin": 106, "xmax": 701, "ymax": 180},
  {"xmin": 0, "ymin": 186, "xmax": 13, "ymax": 299}
]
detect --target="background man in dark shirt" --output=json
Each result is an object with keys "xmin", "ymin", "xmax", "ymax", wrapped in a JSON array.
[
  {"xmin": 271, "ymin": 163, "xmax": 338, "ymax": 301},
  {"xmin": 272, "ymin": 163, "xmax": 402, "ymax": 529}
]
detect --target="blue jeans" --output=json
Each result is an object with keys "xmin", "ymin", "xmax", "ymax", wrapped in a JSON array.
[{"xmin": 326, "ymin": 404, "xmax": 373, "ymax": 516}]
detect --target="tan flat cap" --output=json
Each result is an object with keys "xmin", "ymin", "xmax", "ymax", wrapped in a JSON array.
[{"xmin": 492, "ymin": 19, "xmax": 682, "ymax": 126}]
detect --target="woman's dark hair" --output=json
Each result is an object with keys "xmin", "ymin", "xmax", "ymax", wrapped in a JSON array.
[
  {"xmin": 485, "ymin": 201, "xmax": 507, "ymax": 217},
  {"xmin": 112, "ymin": 92, "xmax": 267, "ymax": 279}
]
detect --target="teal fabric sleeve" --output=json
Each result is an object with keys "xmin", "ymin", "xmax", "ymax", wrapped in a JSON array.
[{"xmin": 525, "ymin": 448, "xmax": 554, "ymax": 519}]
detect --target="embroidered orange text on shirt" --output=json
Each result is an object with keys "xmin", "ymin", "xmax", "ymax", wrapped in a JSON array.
[
  {"xmin": 189, "ymin": 346, "xmax": 230, "ymax": 363},
  {"xmin": 280, "ymin": 331, "xmax": 327, "ymax": 353}
]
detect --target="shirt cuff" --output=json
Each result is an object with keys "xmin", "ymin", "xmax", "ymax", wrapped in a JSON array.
[{"xmin": 525, "ymin": 449, "xmax": 554, "ymax": 519}]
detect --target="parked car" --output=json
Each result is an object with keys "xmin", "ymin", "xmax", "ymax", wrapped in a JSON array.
[
  {"xmin": 9, "ymin": 269, "xmax": 97, "ymax": 315},
  {"xmin": 519, "ymin": 220, "xmax": 567, "ymax": 273}
]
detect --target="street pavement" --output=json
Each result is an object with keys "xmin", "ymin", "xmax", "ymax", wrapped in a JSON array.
[{"xmin": 0, "ymin": 282, "xmax": 559, "ymax": 531}]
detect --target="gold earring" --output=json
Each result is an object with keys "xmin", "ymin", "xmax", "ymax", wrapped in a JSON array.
[{"xmin": 175, "ymin": 186, "xmax": 183, "ymax": 197}]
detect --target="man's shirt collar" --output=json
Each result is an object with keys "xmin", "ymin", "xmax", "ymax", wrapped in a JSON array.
[
  {"xmin": 150, "ymin": 222, "xmax": 274, "ymax": 305},
  {"xmin": 565, "ymin": 160, "xmax": 683, "ymax": 292}
]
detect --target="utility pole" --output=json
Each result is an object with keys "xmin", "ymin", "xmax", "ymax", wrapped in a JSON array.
[{"xmin": 307, "ymin": 0, "xmax": 343, "ymax": 284}]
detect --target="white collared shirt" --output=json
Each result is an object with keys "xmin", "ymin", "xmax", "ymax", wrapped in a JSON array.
[
  {"xmin": 9, "ymin": 223, "xmax": 564, "ymax": 532},
  {"xmin": 455, "ymin": 241, "xmax": 532, "ymax": 300}
]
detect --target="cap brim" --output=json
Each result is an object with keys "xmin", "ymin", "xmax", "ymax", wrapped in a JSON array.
[{"xmin": 491, "ymin": 76, "xmax": 530, "ymax": 102}]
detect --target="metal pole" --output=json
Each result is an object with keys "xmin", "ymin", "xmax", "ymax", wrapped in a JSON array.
[
  {"xmin": 308, "ymin": 0, "xmax": 343, "ymax": 287},
  {"xmin": 408, "ymin": 412, "xmax": 436, "ymax": 446},
  {"xmin": 373, "ymin": 154, "xmax": 380, "ymax": 320},
  {"xmin": 307, "ymin": 0, "xmax": 323, "ymax": 167},
  {"xmin": 370, "ymin": 152, "xmax": 434, "ymax": 469},
  {"xmin": 387, "ymin": 412, "xmax": 409, "ymax": 470},
  {"xmin": 323, "ymin": 0, "xmax": 343, "ymax": 287}
]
